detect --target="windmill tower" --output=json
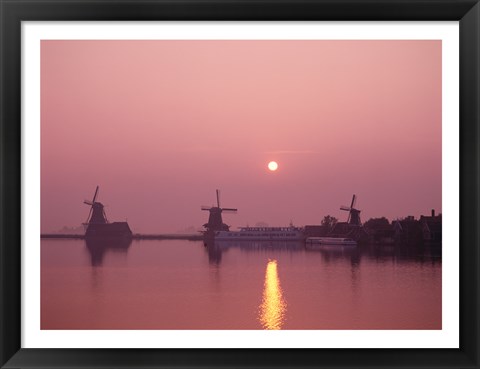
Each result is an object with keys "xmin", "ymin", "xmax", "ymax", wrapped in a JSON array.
[
  {"xmin": 340, "ymin": 194, "xmax": 362, "ymax": 226},
  {"xmin": 83, "ymin": 186, "xmax": 109, "ymax": 226},
  {"xmin": 201, "ymin": 189, "xmax": 237, "ymax": 233}
]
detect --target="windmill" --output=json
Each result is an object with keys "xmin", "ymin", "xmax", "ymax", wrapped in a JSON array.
[
  {"xmin": 83, "ymin": 185, "xmax": 109, "ymax": 226},
  {"xmin": 201, "ymin": 189, "xmax": 237, "ymax": 233},
  {"xmin": 340, "ymin": 194, "xmax": 362, "ymax": 226}
]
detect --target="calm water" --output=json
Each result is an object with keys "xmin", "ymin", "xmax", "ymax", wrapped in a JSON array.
[{"xmin": 41, "ymin": 239, "xmax": 441, "ymax": 330}]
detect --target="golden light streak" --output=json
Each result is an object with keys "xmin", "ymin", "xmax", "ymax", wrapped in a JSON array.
[{"xmin": 259, "ymin": 259, "xmax": 287, "ymax": 330}]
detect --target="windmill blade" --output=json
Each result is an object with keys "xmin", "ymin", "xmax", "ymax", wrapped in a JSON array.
[
  {"xmin": 222, "ymin": 208, "xmax": 238, "ymax": 213},
  {"xmin": 92, "ymin": 186, "xmax": 99, "ymax": 204},
  {"xmin": 216, "ymin": 189, "xmax": 220, "ymax": 208},
  {"xmin": 222, "ymin": 208, "xmax": 238, "ymax": 212},
  {"xmin": 84, "ymin": 200, "xmax": 93, "ymax": 205},
  {"xmin": 350, "ymin": 194, "xmax": 356, "ymax": 208},
  {"xmin": 201, "ymin": 206, "xmax": 212, "ymax": 210},
  {"xmin": 340, "ymin": 206, "xmax": 351, "ymax": 211},
  {"xmin": 85, "ymin": 206, "xmax": 93, "ymax": 224}
]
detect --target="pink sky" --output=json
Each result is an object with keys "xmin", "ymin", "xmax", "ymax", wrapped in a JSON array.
[{"xmin": 41, "ymin": 40, "xmax": 441, "ymax": 233}]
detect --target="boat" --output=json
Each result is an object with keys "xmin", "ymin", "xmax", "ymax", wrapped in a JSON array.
[
  {"xmin": 83, "ymin": 186, "xmax": 132, "ymax": 239},
  {"xmin": 215, "ymin": 226, "xmax": 304, "ymax": 241},
  {"xmin": 305, "ymin": 237, "xmax": 357, "ymax": 246}
]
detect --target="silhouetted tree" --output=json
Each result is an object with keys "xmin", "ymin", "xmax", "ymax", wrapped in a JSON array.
[
  {"xmin": 364, "ymin": 217, "xmax": 390, "ymax": 230},
  {"xmin": 321, "ymin": 215, "xmax": 338, "ymax": 230}
]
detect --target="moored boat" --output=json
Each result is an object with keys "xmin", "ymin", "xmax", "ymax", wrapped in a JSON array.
[
  {"xmin": 305, "ymin": 237, "xmax": 357, "ymax": 246},
  {"xmin": 215, "ymin": 226, "xmax": 304, "ymax": 241}
]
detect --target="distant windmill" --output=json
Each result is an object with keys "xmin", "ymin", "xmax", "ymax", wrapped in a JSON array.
[
  {"xmin": 82, "ymin": 186, "xmax": 132, "ymax": 239},
  {"xmin": 340, "ymin": 194, "xmax": 362, "ymax": 226},
  {"xmin": 83, "ymin": 185, "xmax": 109, "ymax": 225},
  {"xmin": 201, "ymin": 189, "xmax": 237, "ymax": 232}
]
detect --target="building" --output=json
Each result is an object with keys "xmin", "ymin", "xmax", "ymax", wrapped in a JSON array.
[{"xmin": 419, "ymin": 209, "xmax": 442, "ymax": 243}]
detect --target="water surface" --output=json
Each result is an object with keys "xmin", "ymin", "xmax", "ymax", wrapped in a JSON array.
[{"xmin": 41, "ymin": 239, "xmax": 441, "ymax": 330}]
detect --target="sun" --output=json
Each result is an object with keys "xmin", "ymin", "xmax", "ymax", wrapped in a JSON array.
[{"xmin": 268, "ymin": 161, "xmax": 278, "ymax": 171}]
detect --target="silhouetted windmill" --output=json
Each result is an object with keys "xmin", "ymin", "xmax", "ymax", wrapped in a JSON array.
[
  {"xmin": 201, "ymin": 189, "xmax": 237, "ymax": 233},
  {"xmin": 82, "ymin": 186, "xmax": 132, "ymax": 239},
  {"xmin": 340, "ymin": 194, "xmax": 362, "ymax": 226},
  {"xmin": 83, "ymin": 185, "xmax": 109, "ymax": 225}
]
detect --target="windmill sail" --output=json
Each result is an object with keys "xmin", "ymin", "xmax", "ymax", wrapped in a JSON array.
[
  {"xmin": 82, "ymin": 186, "xmax": 132, "ymax": 239},
  {"xmin": 339, "ymin": 194, "xmax": 361, "ymax": 226},
  {"xmin": 201, "ymin": 189, "xmax": 237, "ymax": 233}
]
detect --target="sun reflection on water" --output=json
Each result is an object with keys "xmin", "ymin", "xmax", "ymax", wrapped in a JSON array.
[{"xmin": 259, "ymin": 259, "xmax": 287, "ymax": 330}]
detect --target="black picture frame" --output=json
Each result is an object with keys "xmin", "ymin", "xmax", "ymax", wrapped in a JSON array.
[{"xmin": 1, "ymin": 1, "xmax": 479, "ymax": 368}]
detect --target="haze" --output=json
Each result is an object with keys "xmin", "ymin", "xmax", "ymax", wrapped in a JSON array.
[{"xmin": 41, "ymin": 40, "xmax": 441, "ymax": 233}]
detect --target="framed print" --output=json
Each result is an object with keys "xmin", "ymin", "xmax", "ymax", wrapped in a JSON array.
[{"xmin": 1, "ymin": 0, "xmax": 479, "ymax": 368}]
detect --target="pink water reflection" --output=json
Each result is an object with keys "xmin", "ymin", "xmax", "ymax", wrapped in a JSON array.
[{"xmin": 41, "ymin": 239, "xmax": 441, "ymax": 330}]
